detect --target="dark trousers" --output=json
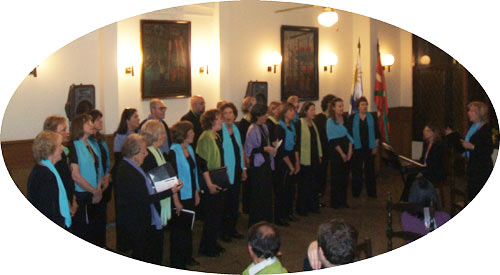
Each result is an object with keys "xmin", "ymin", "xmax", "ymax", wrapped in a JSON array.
[
  {"xmin": 330, "ymin": 153, "xmax": 350, "ymax": 208},
  {"xmin": 351, "ymin": 149, "xmax": 377, "ymax": 198},
  {"xmin": 249, "ymin": 164, "xmax": 273, "ymax": 227},
  {"xmin": 130, "ymin": 226, "xmax": 164, "ymax": 265},
  {"xmin": 199, "ymin": 191, "xmax": 225, "ymax": 253},
  {"xmin": 222, "ymin": 173, "xmax": 242, "ymax": 237},
  {"xmin": 87, "ymin": 200, "xmax": 107, "ymax": 247},
  {"xmin": 241, "ymin": 177, "xmax": 251, "ymax": 214},
  {"xmin": 467, "ymin": 169, "xmax": 491, "ymax": 201},
  {"xmin": 318, "ymin": 155, "xmax": 329, "ymax": 196},
  {"xmin": 297, "ymin": 165, "xmax": 319, "ymax": 214},
  {"xmin": 170, "ymin": 199, "xmax": 195, "ymax": 269},
  {"xmin": 274, "ymin": 162, "xmax": 290, "ymax": 222},
  {"xmin": 72, "ymin": 192, "xmax": 93, "ymax": 243}
]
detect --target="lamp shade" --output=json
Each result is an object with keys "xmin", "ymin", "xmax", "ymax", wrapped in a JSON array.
[
  {"xmin": 269, "ymin": 51, "xmax": 282, "ymax": 65},
  {"xmin": 382, "ymin": 54, "xmax": 395, "ymax": 66},
  {"xmin": 324, "ymin": 52, "xmax": 338, "ymax": 66},
  {"xmin": 318, "ymin": 10, "xmax": 338, "ymax": 27},
  {"xmin": 420, "ymin": 55, "xmax": 431, "ymax": 65}
]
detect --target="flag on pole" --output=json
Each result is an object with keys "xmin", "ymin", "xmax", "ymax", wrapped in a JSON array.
[
  {"xmin": 374, "ymin": 41, "xmax": 390, "ymax": 143},
  {"xmin": 350, "ymin": 39, "xmax": 363, "ymax": 114}
]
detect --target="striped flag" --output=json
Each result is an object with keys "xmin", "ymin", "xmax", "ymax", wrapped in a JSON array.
[
  {"xmin": 374, "ymin": 41, "xmax": 390, "ymax": 143},
  {"xmin": 350, "ymin": 39, "xmax": 363, "ymax": 114}
]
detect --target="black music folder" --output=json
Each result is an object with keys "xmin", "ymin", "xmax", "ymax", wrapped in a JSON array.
[
  {"xmin": 147, "ymin": 163, "xmax": 178, "ymax": 193},
  {"xmin": 209, "ymin": 166, "xmax": 230, "ymax": 189}
]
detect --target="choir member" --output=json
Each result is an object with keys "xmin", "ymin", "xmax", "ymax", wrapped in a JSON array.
[
  {"xmin": 238, "ymin": 96, "xmax": 256, "ymax": 214},
  {"xmin": 181, "ymin": 95, "xmax": 205, "ymax": 149},
  {"xmin": 295, "ymin": 102, "xmax": 322, "ymax": 216},
  {"xmin": 138, "ymin": 98, "xmax": 171, "ymax": 154},
  {"xmin": 266, "ymin": 101, "xmax": 281, "ymax": 144},
  {"xmin": 326, "ymin": 98, "xmax": 353, "ymax": 209}
]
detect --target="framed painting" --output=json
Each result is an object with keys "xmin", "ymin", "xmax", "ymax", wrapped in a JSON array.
[
  {"xmin": 141, "ymin": 20, "xmax": 191, "ymax": 98},
  {"xmin": 281, "ymin": 25, "xmax": 319, "ymax": 101}
]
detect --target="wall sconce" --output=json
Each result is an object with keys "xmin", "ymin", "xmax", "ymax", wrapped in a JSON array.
[
  {"xmin": 125, "ymin": 66, "xmax": 134, "ymax": 76},
  {"xmin": 318, "ymin": 8, "xmax": 339, "ymax": 27},
  {"xmin": 29, "ymin": 66, "xmax": 38, "ymax": 77},
  {"xmin": 420, "ymin": 55, "xmax": 431, "ymax": 65},
  {"xmin": 199, "ymin": 65, "xmax": 209, "ymax": 74},
  {"xmin": 267, "ymin": 52, "xmax": 282, "ymax": 73},
  {"xmin": 381, "ymin": 54, "xmax": 395, "ymax": 72},
  {"xmin": 323, "ymin": 52, "xmax": 338, "ymax": 73}
]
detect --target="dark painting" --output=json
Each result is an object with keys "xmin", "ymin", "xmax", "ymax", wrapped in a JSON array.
[
  {"xmin": 281, "ymin": 25, "xmax": 319, "ymax": 101},
  {"xmin": 141, "ymin": 20, "xmax": 191, "ymax": 98}
]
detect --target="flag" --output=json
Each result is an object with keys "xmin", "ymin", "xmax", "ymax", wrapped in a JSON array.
[
  {"xmin": 374, "ymin": 41, "xmax": 390, "ymax": 143},
  {"xmin": 350, "ymin": 39, "xmax": 363, "ymax": 114}
]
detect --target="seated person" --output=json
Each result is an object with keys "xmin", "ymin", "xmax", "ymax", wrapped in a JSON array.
[
  {"xmin": 242, "ymin": 221, "xmax": 287, "ymax": 275},
  {"xmin": 304, "ymin": 219, "xmax": 358, "ymax": 271},
  {"xmin": 401, "ymin": 177, "xmax": 451, "ymax": 236}
]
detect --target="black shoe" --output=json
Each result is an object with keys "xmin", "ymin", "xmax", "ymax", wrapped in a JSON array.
[
  {"xmin": 215, "ymin": 244, "xmax": 226, "ymax": 254},
  {"xmin": 230, "ymin": 232, "xmax": 245, "ymax": 239},
  {"xmin": 199, "ymin": 249, "xmax": 220, "ymax": 258},
  {"xmin": 186, "ymin": 258, "xmax": 200, "ymax": 266},
  {"xmin": 275, "ymin": 219, "xmax": 290, "ymax": 227},
  {"xmin": 288, "ymin": 214, "xmax": 299, "ymax": 222},
  {"xmin": 220, "ymin": 235, "xmax": 232, "ymax": 243}
]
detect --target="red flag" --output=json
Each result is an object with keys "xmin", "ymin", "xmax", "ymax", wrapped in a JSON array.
[{"xmin": 374, "ymin": 42, "xmax": 390, "ymax": 143}]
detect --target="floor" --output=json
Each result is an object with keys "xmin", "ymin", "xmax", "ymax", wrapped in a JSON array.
[{"xmin": 101, "ymin": 167, "xmax": 462, "ymax": 274}]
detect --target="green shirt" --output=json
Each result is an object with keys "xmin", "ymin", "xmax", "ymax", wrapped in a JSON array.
[{"xmin": 242, "ymin": 258, "xmax": 288, "ymax": 275}]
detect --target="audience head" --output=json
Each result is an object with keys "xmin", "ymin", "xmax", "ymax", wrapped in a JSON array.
[
  {"xmin": 216, "ymin": 100, "xmax": 228, "ymax": 109},
  {"xmin": 115, "ymin": 108, "xmax": 139, "ymax": 135},
  {"xmin": 250, "ymin": 103, "xmax": 268, "ymax": 124},
  {"xmin": 171, "ymin": 121, "xmax": 195, "ymax": 145},
  {"xmin": 190, "ymin": 95, "xmax": 205, "ymax": 115},
  {"xmin": 201, "ymin": 109, "xmax": 223, "ymax": 131},
  {"xmin": 317, "ymin": 219, "xmax": 358, "ymax": 267},
  {"xmin": 279, "ymin": 102, "xmax": 296, "ymax": 122},
  {"xmin": 287, "ymin": 95, "xmax": 300, "ymax": 110},
  {"xmin": 140, "ymin": 119, "xmax": 166, "ymax": 148},
  {"xmin": 33, "ymin": 130, "xmax": 64, "ymax": 164},
  {"xmin": 247, "ymin": 222, "xmax": 281, "ymax": 261},
  {"xmin": 299, "ymin": 102, "xmax": 316, "ymax": 120},
  {"xmin": 328, "ymin": 98, "xmax": 344, "ymax": 120},
  {"xmin": 121, "ymin": 133, "xmax": 148, "ymax": 166},
  {"xmin": 267, "ymin": 101, "xmax": 281, "ymax": 119},
  {"xmin": 219, "ymin": 102, "xmax": 238, "ymax": 125},
  {"xmin": 150, "ymin": 98, "xmax": 167, "ymax": 120},
  {"xmin": 70, "ymin": 114, "xmax": 93, "ymax": 141},
  {"xmin": 467, "ymin": 101, "xmax": 489, "ymax": 123},
  {"xmin": 423, "ymin": 122, "xmax": 442, "ymax": 142},
  {"xmin": 87, "ymin": 109, "xmax": 104, "ymax": 136},
  {"xmin": 356, "ymin": 96, "xmax": 369, "ymax": 114},
  {"xmin": 321, "ymin": 94, "xmax": 336, "ymax": 112},
  {"xmin": 241, "ymin": 97, "xmax": 257, "ymax": 116},
  {"xmin": 43, "ymin": 116, "xmax": 69, "ymax": 143}
]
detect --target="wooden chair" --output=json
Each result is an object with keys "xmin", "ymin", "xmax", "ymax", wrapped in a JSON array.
[
  {"xmin": 355, "ymin": 237, "xmax": 373, "ymax": 259},
  {"xmin": 386, "ymin": 193, "xmax": 426, "ymax": 251}
]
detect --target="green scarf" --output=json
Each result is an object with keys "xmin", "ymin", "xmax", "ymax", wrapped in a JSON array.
[
  {"xmin": 268, "ymin": 116, "xmax": 278, "ymax": 124},
  {"xmin": 148, "ymin": 146, "xmax": 171, "ymax": 227},
  {"xmin": 300, "ymin": 118, "xmax": 323, "ymax": 166},
  {"xmin": 196, "ymin": 130, "xmax": 221, "ymax": 170}
]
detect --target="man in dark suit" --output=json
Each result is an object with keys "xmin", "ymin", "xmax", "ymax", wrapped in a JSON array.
[
  {"xmin": 181, "ymin": 95, "xmax": 205, "ymax": 149},
  {"xmin": 138, "ymin": 98, "xmax": 171, "ymax": 154}
]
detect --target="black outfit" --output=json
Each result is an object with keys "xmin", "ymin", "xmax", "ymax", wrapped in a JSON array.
[
  {"xmin": 313, "ymin": 113, "xmax": 329, "ymax": 197},
  {"xmin": 348, "ymin": 113, "xmax": 380, "ymax": 198},
  {"xmin": 217, "ymin": 129, "xmax": 243, "ymax": 239},
  {"xmin": 91, "ymin": 137, "xmax": 110, "ymax": 248},
  {"xmin": 197, "ymin": 136, "xmax": 226, "ymax": 256},
  {"xmin": 329, "ymin": 116, "xmax": 351, "ymax": 209},
  {"xmin": 275, "ymin": 124, "xmax": 297, "ymax": 222},
  {"xmin": 167, "ymin": 150, "xmax": 199, "ymax": 269},
  {"xmin": 27, "ymin": 164, "xmax": 68, "ymax": 229},
  {"xmin": 248, "ymin": 124, "xmax": 274, "ymax": 227},
  {"xmin": 181, "ymin": 110, "xmax": 203, "ymax": 149},
  {"xmin": 295, "ymin": 120, "xmax": 321, "ymax": 215},
  {"xmin": 447, "ymin": 123, "xmax": 494, "ymax": 200},
  {"xmin": 265, "ymin": 118, "xmax": 278, "ymax": 144},
  {"xmin": 115, "ymin": 160, "xmax": 173, "ymax": 265},
  {"xmin": 55, "ymin": 151, "xmax": 74, "ymax": 202},
  {"xmin": 68, "ymin": 142, "xmax": 101, "ymax": 245},
  {"xmin": 237, "ymin": 118, "xmax": 252, "ymax": 214}
]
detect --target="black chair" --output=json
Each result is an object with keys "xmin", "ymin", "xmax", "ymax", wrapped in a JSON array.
[{"xmin": 386, "ymin": 193, "xmax": 428, "ymax": 251}]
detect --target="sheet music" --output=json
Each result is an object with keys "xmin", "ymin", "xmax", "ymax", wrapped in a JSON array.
[
  {"xmin": 274, "ymin": 139, "xmax": 283, "ymax": 150},
  {"xmin": 398, "ymin": 155, "xmax": 425, "ymax": 168},
  {"xmin": 151, "ymin": 176, "xmax": 179, "ymax": 193}
]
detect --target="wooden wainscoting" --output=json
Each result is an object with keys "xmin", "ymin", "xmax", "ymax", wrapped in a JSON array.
[{"xmin": 388, "ymin": 107, "xmax": 413, "ymax": 157}]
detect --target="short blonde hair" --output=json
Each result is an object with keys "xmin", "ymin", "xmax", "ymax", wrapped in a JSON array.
[
  {"xmin": 43, "ymin": 116, "xmax": 67, "ymax": 132},
  {"xmin": 140, "ymin": 120, "xmax": 166, "ymax": 146},
  {"xmin": 287, "ymin": 95, "xmax": 299, "ymax": 104},
  {"xmin": 267, "ymin": 101, "xmax": 281, "ymax": 116},
  {"xmin": 241, "ymin": 97, "xmax": 256, "ymax": 114},
  {"xmin": 122, "ymin": 134, "xmax": 146, "ymax": 158},
  {"xmin": 468, "ymin": 101, "xmax": 489, "ymax": 123},
  {"xmin": 33, "ymin": 131, "xmax": 62, "ymax": 162}
]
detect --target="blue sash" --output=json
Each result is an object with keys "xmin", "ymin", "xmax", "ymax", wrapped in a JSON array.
[
  {"xmin": 40, "ymin": 159, "xmax": 72, "ymax": 228},
  {"xmin": 327, "ymin": 118, "xmax": 354, "ymax": 143},
  {"xmin": 352, "ymin": 112, "xmax": 376, "ymax": 149},
  {"xmin": 171, "ymin": 143, "xmax": 200, "ymax": 200},
  {"xmin": 222, "ymin": 123, "xmax": 245, "ymax": 184},
  {"xmin": 279, "ymin": 120, "xmax": 296, "ymax": 151},
  {"xmin": 73, "ymin": 139, "xmax": 101, "ymax": 191},
  {"xmin": 464, "ymin": 122, "xmax": 482, "ymax": 159}
]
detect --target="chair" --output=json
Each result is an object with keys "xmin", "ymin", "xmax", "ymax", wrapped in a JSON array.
[
  {"xmin": 386, "ymin": 193, "xmax": 426, "ymax": 251},
  {"xmin": 446, "ymin": 148, "xmax": 469, "ymax": 216},
  {"xmin": 355, "ymin": 237, "xmax": 373, "ymax": 259}
]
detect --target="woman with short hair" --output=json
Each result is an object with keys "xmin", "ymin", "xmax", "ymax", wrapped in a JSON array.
[
  {"xmin": 28, "ymin": 130, "xmax": 72, "ymax": 229},
  {"xmin": 266, "ymin": 101, "xmax": 281, "ymax": 144},
  {"xmin": 238, "ymin": 96, "xmax": 257, "ymax": 214},
  {"xmin": 168, "ymin": 121, "xmax": 201, "ymax": 269},
  {"xmin": 115, "ymin": 134, "xmax": 181, "ymax": 264}
]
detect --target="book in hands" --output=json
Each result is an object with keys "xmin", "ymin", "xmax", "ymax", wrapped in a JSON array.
[{"xmin": 147, "ymin": 163, "xmax": 179, "ymax": 193}]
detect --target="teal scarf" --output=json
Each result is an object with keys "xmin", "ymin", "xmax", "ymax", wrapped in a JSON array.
[
  {"xmin": 222, "ymin": 123, "xmax": 244, "ymax": 184},
  {"xmin": 279, "ymin": 120, "xmax": 296, "ymax": 151},
  {"xmin": 327, "ymin": 118, "xmax": 354, "ymax": 143},
  {"xmin": 40, "ymin": 159, "xmax": 72, "ymax": 228},
  {"xmin": 464, "ymin": 122, "xmax": 482, "ymax": 159},
  {"xmin": 352, "ymin": 112, "xmax": 376, "ymax": 149},
  {"xmin": 73, "ymin": 139, "xmax": 101, "ymax": 192},
  {"xmin": 171, "ymin": 143, "xmax": 200, "ymax": 200},
  {"xmin": 148, "ymin": 146, "xmax": 171, "ymax": 226}
]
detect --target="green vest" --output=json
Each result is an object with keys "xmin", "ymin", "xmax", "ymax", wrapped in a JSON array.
[
  {"xmin": 196, "ymin": 130, "xmax": 221, "ymax": 170},
  {"xmin": 300, "ymin": 118, "xmax": 323, "ymax": 166},
  {"xmin": 242, "ymin": 259, "xmax": 288, "ymax": 275}
]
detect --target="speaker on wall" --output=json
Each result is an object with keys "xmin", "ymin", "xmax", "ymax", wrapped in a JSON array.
[
  {"xmin": 245, "ymin": 81, "xmax": 268, "ymax": 106},
  {"xmin": 65, "ymin": 84, "xmax": 95, "ymax": 120}
]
